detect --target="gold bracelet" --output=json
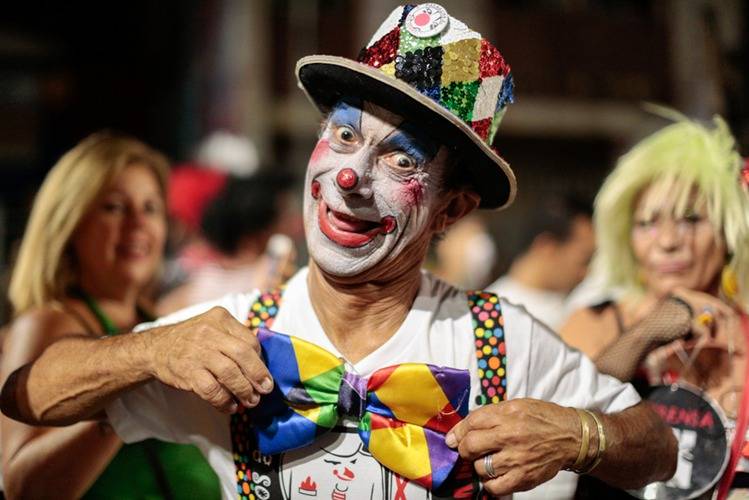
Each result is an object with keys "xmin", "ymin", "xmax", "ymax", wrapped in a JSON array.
[
  {"xmin": 578, "ymin": 410, "xmax": 606, "ymax": 474},
  {"xmin": 570, "ymin": 408, "xmax": 591, "ymax": 470}
]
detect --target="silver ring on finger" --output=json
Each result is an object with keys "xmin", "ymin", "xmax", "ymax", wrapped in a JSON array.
[{"xmin": 484, "ymin": 454, "xmax": 497, "ymax": 479}]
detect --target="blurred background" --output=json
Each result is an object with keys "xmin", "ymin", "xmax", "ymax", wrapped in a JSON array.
[{"xmin": 1, "ymin": 0, "xmax": 747, "ymax": 319}]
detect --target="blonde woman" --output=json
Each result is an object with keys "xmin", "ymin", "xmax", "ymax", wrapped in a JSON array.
[
  {"xmin": 1, "ymin": 133, "xmax": 219, "ymax": 498},
  {"xmin": 561, "ymin": 115, "xmax": 749, "ymax": 497}
]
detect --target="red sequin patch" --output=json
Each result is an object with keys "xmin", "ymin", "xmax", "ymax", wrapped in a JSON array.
[
  {"xmin": 358, "ymin": 27, "xmax": 400, "ymax": 69},
  {"xmin": 479, "ymin": 39, "xmax": 509, "ymax": 78},
  {"xmin": 471, "ymin": 118, "xmax": 492, "ymax": 140}
]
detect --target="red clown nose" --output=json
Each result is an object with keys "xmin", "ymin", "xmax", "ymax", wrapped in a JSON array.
[{"xmin": 336, "ymin": 168, "xmax": 358, "ymax": 190}]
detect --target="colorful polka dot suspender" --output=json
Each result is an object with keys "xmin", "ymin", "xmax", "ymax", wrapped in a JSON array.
[
  {"xmin": 467, "ymin": 291, "xmax": 508, "ymax": 405},
  {"xmin": 244, "ymin": 288, "xmax": 284, "ymax": 330},
  {"xmin": 231, "ymin": 288, "xmax": 507, "ymax": 499},
  {"xmin": 231, "ymin": 289, "xmax": 284, "ymax": 500}
]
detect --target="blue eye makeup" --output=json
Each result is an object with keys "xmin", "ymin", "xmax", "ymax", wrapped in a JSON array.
[
  {"xmin": 326, "ymin": 100, "xmax": 440, "ymax": 166},
  {"xmin": 328, "ymin": 100, "xmax": 362, "ymax": 131},
  {"xmin": 380, "ymin": 121, "xmax": 439, "ymax": 165}
]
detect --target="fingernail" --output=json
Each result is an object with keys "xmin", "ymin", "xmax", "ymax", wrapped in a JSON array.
[
  {"xmin": 445, "ymin": 432, "xmax": 457, "ymax": 448},
  {"xmin": 246, "ymin": 394, "xmax": 260, "ymax": 407},
  {"xmin": 229, "ymin": 402, "xmax": 238, "ymax": 414},
  {"xmin": 260, "ymin": 377, "xmax": 274, "ymax": 392}
]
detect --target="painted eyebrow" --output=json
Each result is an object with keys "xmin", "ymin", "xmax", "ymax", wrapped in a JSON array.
[
  {"xmin": 379, "ymin": 125, "xmax": 439, "ymax": 163},
  {"xmin": 328, "ymin": 102, "xmax": 362, "ymax": 131}
]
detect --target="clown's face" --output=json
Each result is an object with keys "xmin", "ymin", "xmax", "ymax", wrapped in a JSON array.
[{"xmin": 304, "ymin": 100, "xmax": 450, "ymax": 277}]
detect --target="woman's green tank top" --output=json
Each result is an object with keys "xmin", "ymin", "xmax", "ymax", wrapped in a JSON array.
[{"xmin": 76, "ymin": 290, "xmax": 220, "ymax": 499}]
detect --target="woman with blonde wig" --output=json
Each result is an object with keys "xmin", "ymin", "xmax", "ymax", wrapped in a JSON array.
[
  {"xmin": 562, "ymin": 115, "xmax": 749, "ymax": 497},
  {"xmin": 2, "ymin": 132, "xmax": 219, "ymax": 498}
]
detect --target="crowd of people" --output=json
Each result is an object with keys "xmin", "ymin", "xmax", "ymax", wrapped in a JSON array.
[{"xmin": 0, "ymin": 3, "xmax": 747, "ymax": 500}]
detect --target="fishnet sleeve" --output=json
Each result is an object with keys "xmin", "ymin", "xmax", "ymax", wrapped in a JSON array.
[{"xmin": 593, "ymin": 297, "xmax": 693, "ymax": 381}]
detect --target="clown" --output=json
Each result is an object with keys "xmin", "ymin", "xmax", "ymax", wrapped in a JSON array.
[
  {"xmin": 305, "ymin": 99, "xmax": 448, "ymax": 279},
  {"xmin": 1, "ymin": 4, "xmax": 677, "ymax": 499}
]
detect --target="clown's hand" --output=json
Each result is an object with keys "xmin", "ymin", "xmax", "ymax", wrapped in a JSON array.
[
  {"xmin": 145, "ymin": 306, "xmax": 274, "ymax": 413},
  {"xmin": 445, "ymin": 398, "xmax": 580, "ymax": 497}
]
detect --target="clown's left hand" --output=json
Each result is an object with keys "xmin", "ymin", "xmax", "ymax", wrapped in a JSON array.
[{"xmin": 445, "ymin": 398, "xmax": 579, "ymax": 496}]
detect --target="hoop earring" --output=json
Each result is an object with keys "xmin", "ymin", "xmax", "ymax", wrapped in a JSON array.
[{"xmin": 721, "ymin": 265, "xmax": 738, "ymax": 302}]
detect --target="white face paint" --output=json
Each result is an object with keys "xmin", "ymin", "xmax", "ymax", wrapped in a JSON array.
[{"xmin": 303, "ymin": 101, "xmax": 449, "ymax": 277}]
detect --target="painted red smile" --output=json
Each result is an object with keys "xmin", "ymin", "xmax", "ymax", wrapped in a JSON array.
[{"xmin": 318, "ymin": 200, "xmax": 396, "ymax": 248}]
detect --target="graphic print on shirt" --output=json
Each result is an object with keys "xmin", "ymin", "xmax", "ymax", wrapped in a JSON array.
[
  {"xmin": 278, "ymin": 427, "xmax": 388, "ymax": 500},
  {"xmin": 234, "ymin": 421, "xmax": 444, "ymax": 500}
]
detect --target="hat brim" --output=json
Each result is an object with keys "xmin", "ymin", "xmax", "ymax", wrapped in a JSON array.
[{"xmin": 296, "ymin": 55, "xmax": 516, "ymax": 210}]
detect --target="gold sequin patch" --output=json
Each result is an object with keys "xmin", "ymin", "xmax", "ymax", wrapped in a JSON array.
[{"xmin": 441, "ymin": 38, "xmax": 481, "ymax": 86}]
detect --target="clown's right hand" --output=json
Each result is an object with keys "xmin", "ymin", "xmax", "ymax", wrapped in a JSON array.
[{"xmin": 144, "ymin": 306, "xmax": 273, "ymax": 413}]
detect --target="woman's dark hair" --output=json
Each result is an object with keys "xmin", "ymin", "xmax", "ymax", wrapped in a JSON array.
[{"xmin": 201, "ymin": 171, "xmax": 293, "ymax": 255}]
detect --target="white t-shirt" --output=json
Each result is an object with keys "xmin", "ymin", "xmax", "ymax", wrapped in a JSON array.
[
  {"xmin": 107, "ymin": 267, "xmax": 640, "ymax": 500},
  {"xmin": 487, "ymin": 275, "xmax": 569, "ymax": 331}
]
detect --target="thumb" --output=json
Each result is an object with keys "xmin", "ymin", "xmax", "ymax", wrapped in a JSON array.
[{"xmin": 445, "ymin": 418, "xmax": 470, "ymax": 448}]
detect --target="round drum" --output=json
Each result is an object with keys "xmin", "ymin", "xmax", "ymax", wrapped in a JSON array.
[{"xmin": 629, "ymin": 383, "xmax": 729, "ymax": 500}]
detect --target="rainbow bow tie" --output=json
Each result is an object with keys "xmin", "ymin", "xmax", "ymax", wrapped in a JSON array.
[{"xmin": 251, "ymin": 328, "xmax": 470, "ymax": 490}]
